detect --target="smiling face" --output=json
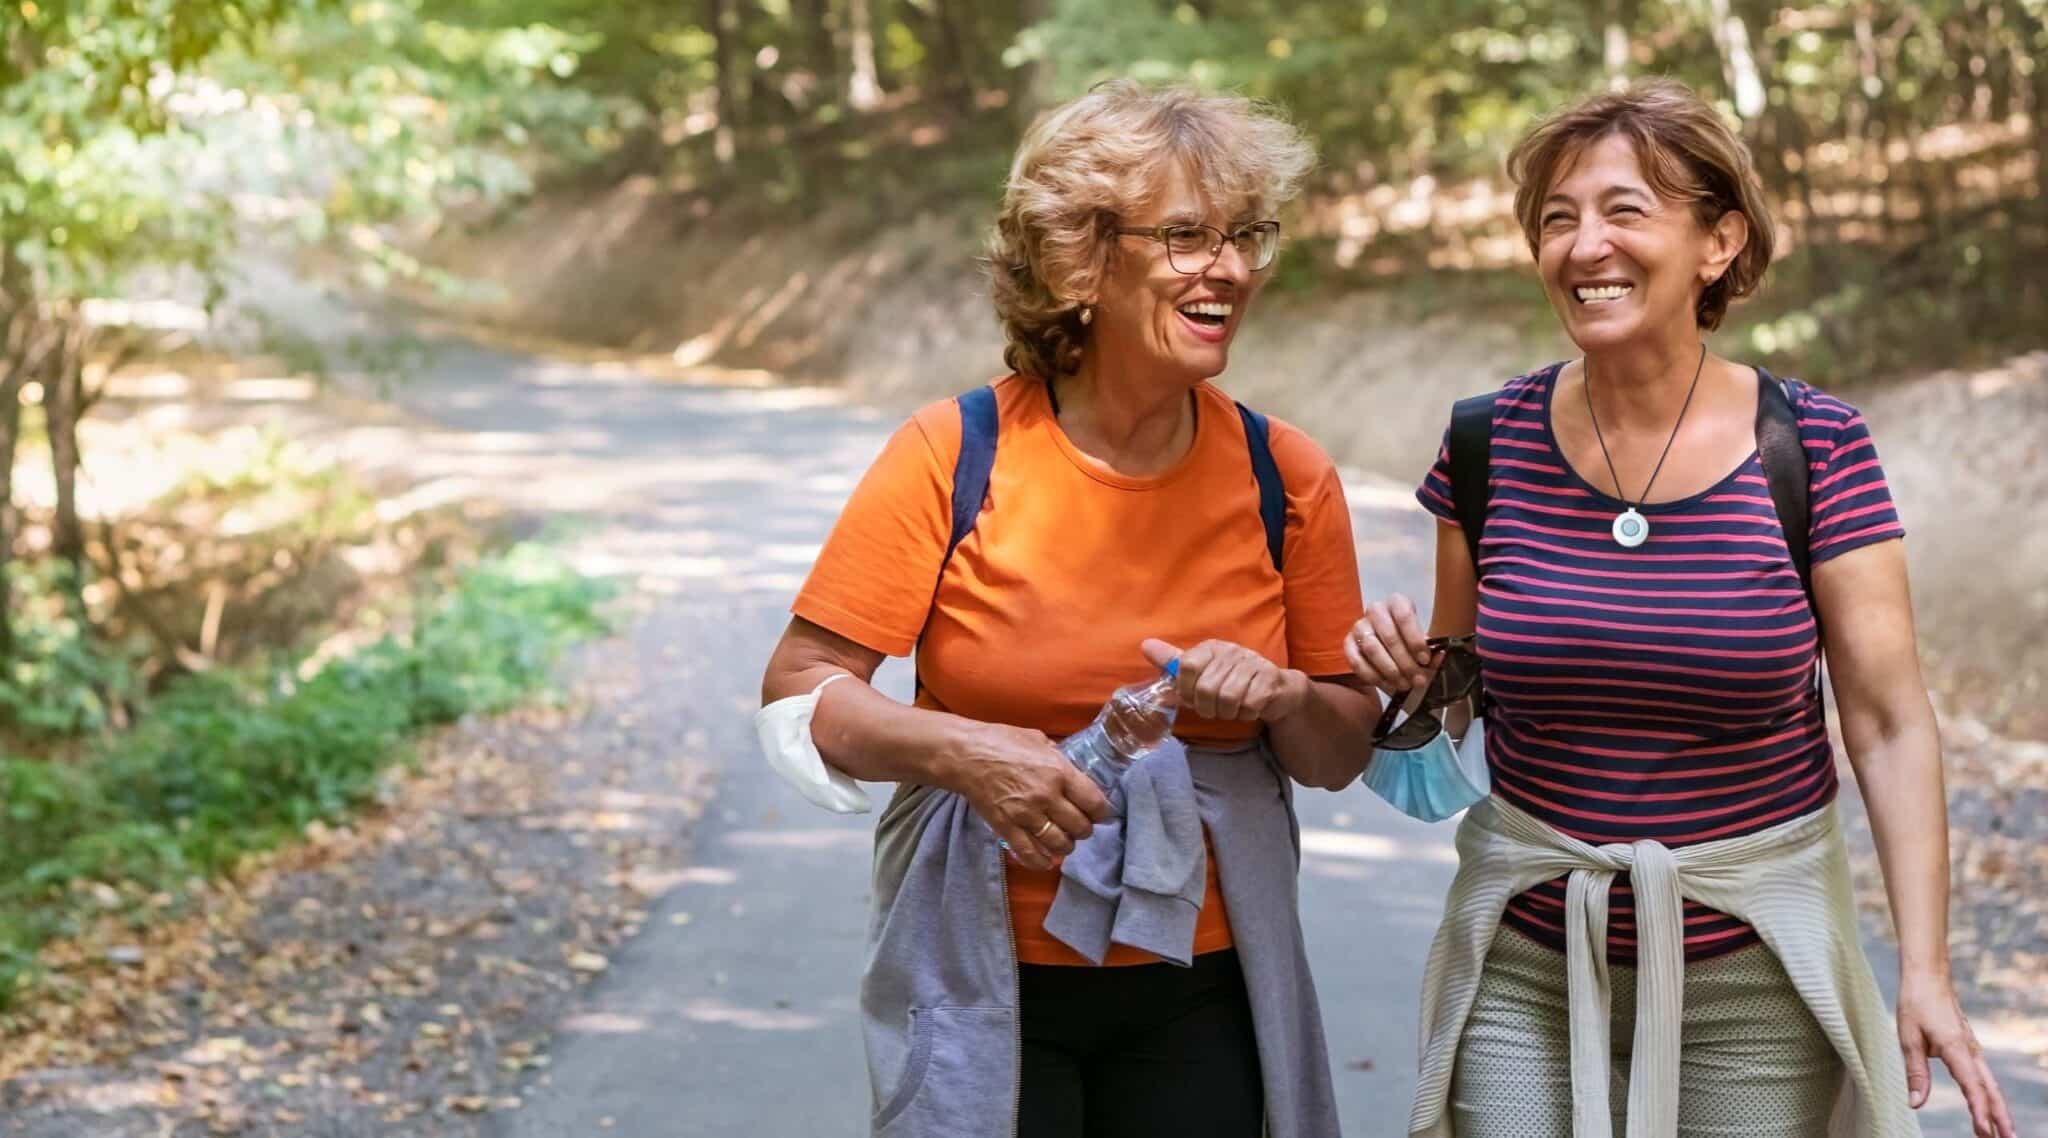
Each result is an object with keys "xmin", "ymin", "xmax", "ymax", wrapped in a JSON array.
[
  {"xmin": 1088, "ymin": 161, "xmax": 1269, "ymax": 384},
  {"xmin": 1534, "ymin": 132, "xmax": 1745, "ymax": 353}
]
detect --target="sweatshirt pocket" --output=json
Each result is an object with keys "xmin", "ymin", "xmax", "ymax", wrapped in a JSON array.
[{"xmin": 873, "ymin": 1005, "xmax": 1014, "ymax": 1137}]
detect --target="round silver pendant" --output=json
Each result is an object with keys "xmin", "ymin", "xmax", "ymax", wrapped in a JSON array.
[{"xmin": 1612, "ymin": 508, "xmax": 1650, "ymax": 548}]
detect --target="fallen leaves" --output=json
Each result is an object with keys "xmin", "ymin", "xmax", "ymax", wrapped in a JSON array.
[{"xmin": 0, "ymin": 630, "xmax": 724, "ymax": 1134}]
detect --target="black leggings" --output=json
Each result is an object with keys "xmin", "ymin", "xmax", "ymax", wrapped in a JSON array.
[{"xmin": 1017, "ymin": 948, "xmax": 1265, "ymax": 1138}]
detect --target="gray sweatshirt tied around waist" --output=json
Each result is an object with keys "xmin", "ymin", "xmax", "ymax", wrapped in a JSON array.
[
  {"xmin": 1043, "ymin": 735, "xmax": 1208, "ymax": 965},
  {"xmin": 859, "ymin": 737, "xmax": 1343, "ymax": 1138}
]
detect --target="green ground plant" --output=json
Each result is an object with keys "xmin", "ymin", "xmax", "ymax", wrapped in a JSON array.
[{"xmin": 0, "ymin": 543, "xmax": 612, "ymax": 1009}]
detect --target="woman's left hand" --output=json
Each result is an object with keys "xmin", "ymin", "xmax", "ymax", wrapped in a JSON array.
[
  {"xmin": 1142, "ymin": 638, "xmax": 1308, "ymax": 723},
  {"xmin": 1897, "ymin": 969, "xmax": 2016, "ymax": 1138}
]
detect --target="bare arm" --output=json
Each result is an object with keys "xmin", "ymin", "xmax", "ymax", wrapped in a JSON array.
[
  {"xmin": 761, "ymin": 616, "xmax": 1110, "ymax": 870},
  {"xmin": 1348, "ymin": 521, "xmax": 1479, "ymax": 693},
  {"xmin": 1263, "ymin": 673, "xmax": 1380, "ymax": 790},
  {"xmin": 1818, "ymin": 540, "xmax": 2013, "ymax": 1138},
  {"xmin": 1819, "ymin": 541, "xmax": 1947, "ymax": 995},
  {"xmin": 761, "ymin": 616, "xmax": 964, "ymax": 788},
  {"xmin": 1137, "ymin": 638, "xmax": 1377, "ymax": 792}
]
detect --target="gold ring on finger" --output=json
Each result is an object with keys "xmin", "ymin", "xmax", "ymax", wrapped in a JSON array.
[{"xmin": 1035, "ymin": 819, "xmax": 1058, "ymax": 840}]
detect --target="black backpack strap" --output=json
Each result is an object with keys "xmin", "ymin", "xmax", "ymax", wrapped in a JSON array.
[
  {"xmin": 944, "ymin": 384, "xmax": 1000, "ymax": 568},
  {"xmin": 1754, "ymin": 370, "xmax": 1812, "ymax": 609},
  {"xmin": 1755, "ymin": 369, "xmax": 1823, "ymax": 696},
  {"xmin": 1234, "ymin": 401, "xmax": 1287, "ymax": 573},
  {"xmin": 1448, "ymin": 392, "xmax": 1502, "ymax": 576}
]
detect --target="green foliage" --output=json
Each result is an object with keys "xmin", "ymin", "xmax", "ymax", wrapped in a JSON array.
[
  {"xmin": 1, "ymin": 0, "xmax": 639, "ymax": 318},
  {"xmin": 2, "ymin": 2, "xmax": 308, "ymax": 298},
  {"xmin": 0, "ymin": 563, "xmax": 145, "ymax": 738},
  {"xmin": 1729, "ymin": 202, "xmax": 2048, "ymax": 384},
  {"xmin": 0, "ymin": 544, "xmax": 611, "ymax": 1006},
  {"xmin": 1010, "ymin": 0, "xmax": 1635, "ymax": 182},
  {"xmin": 9, "ymin": 0, "xmax": 2027, "ymax": 376}
]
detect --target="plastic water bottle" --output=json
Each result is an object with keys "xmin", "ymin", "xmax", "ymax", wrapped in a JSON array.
[{"xmin": 1059, "ymin": 660, "xmax": 1180, "ymax": 814}]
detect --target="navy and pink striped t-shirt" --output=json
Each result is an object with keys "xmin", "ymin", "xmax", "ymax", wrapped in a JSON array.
[{"xmin": 1416, "ymin": 362, "xmax": 1906, "ymax": 963}]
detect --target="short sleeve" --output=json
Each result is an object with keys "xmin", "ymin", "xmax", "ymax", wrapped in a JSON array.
[
  {"xmin": 791, "ymin": 409, "xmax": 957, "ymax": 657},
  {"xmin": 1805, "ymin": 395, "xmax": 1905, "ymax": 564},
  {"xmin": 1415, "ymin": 428, "xmax": 1460, "ymax": 526},
  {"xmin": 1269, "ymin": 422, "xmax": 1366, "ymax": 676}
]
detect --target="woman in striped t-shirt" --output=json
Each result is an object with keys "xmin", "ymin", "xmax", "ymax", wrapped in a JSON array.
[{"xmin": 1348, "ymin": 81, "xmax": 2013, "ymax": 1138}]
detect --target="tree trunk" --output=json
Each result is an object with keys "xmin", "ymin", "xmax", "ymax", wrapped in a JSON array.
[
  {"xmin": 1603, "ymin": 0, "xmax": 1630, "ymax": 88},
  {"xmin": 45, "ymin": 316, "xmax": 87, "ymax": 617},
  {"xmin": 1013, "ymin": 0, "xmax": 1053, "ymax": 114},
  {"xmin": 0, "ymin": 249, "xmax": 42, "ymax": 660},
  {"xmin": 1903, "ymin": 21, "xmax": 1947, "ymax": 241},
  {"xmin": 931, "ymin": 0, "xmax": 977, "ymax": 105},
  {"xmin": 2038, "ymin": 46, "xmax": 2048, "ymax": 202},
  {"xmin": 707, "ymin": 0, "xmax": 740, "ymax": 165},
  {"xmin": 1852, "ymin": 8, "xmax": 1890, "ymax": 239},
  {"xmin": 1966, "ymin": 0, "xmax": 1994, "ymax": 122},
  {"xmin": 2018, "ymin": 0, "xmax": 2048, "ymax": 197},
  {"xmin": 0, "ymin": 355, "xmax": 23, "ymax": 660},
  {"xmin": 1981, "ymin": 0, "xmax": 2009, "ymax": 123},
  {"xmin": 1705, "ymin": 0, "xmax": 1768, "ymax": 120},
  {"xmin": 4, "ymin": 13, "xmax": 40, "ymax": 79},
  {"xmin": 797, "ymin": 0, "xmax": 838, "ymax": 93},
  {"xmin": 845, "ymin": 0, "xmax": 883, "ymax": 110}
]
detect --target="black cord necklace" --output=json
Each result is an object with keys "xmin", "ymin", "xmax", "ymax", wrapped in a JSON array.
[{"xmin": 1583, "ymin": 343, "xmax": 1707, "ymax": 548}]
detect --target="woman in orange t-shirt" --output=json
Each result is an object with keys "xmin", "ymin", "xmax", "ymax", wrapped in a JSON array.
[{"xmin": 761, "ymin": 81, "xmax": 1375, "ymax": 1138}]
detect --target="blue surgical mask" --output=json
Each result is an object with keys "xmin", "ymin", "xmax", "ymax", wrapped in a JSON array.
[{"xmin": 1363, "ymin": 718, "xmax": 1490, "ymax": 824}]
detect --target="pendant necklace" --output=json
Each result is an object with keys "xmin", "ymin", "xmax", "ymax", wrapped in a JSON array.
[{"xmin": 1584, "ymin": 343, "xmax": 1707, "ymax": 549}]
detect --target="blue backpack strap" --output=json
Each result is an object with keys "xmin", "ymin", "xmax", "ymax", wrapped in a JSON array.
[
  {"xmin": 918, "ymin": 385, "xmax": 998, "ymax": 698},
  {"xmin": 947, "ymin": 387, "xmax": 1283, "ymax": 576},
  {"xmin": 1234, "ymin": 402, "xmax": 1287, "ymax": 573},
  {"xmin": 944, "ymin": 384, "xmax": 1000, "ymax": 568}
]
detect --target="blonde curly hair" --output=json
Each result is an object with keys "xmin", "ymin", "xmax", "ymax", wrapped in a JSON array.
[{"xmin": 986, "ymin": 80, "xmax": 1316, "ymax": 380}]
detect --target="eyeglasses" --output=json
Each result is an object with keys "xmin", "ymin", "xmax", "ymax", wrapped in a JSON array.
[
  {"xmin": 1114, "ymin": 220, "xmax": 1282, "ymax": 275},
  {"xmin": 1371, "ymin": 635, "xmax": 1481, "ymax": 751}
]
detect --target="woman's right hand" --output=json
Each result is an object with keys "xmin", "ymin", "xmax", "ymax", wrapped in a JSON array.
[
  {"xmin": 1344, "ymin": 593, "xmax": 1437, "ymax": 695},
  {"xmin": 946, "ymin": 722, "xmax": 1112, "ymax": 870}
]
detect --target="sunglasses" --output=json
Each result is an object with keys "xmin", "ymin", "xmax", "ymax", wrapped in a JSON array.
[{"xmin": 1371, "ymin": 635, "xmax": 1481, "ymax": 751}]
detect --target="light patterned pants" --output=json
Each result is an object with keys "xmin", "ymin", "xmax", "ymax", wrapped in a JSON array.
[{"xmin": 1451, "ymin": 926, "xmax": 1846, "ymax": 1138}]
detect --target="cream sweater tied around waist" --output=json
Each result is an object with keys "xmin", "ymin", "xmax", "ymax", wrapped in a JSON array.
[{"xmin": 1409, "ymin": 797, "xmax": 1919, "ymax": 1138}]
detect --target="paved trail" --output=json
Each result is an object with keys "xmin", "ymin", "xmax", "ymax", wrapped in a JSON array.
[{"xmin": 262, "ymin": 277, "xmax": 2035, "ymax": 1136}]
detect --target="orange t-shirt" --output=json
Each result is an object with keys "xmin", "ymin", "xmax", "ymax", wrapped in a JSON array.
[{"xmin": 793, "ymin": 375, "xmax": 1363, "ymax": 965}]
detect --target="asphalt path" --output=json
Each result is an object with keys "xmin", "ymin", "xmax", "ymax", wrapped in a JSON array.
[{"xmin": 246, "ymin": 265, "xmax": 2034, "ymax": 1136}]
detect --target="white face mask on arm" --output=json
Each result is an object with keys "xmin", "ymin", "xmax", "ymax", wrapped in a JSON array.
[{"xmin": 755, "ymin": 673, "xmax": 872, "ymax": 814}]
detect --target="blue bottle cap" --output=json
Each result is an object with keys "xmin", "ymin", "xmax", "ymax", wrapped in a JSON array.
[{"xmin": 1163, "ymin": 657, "xmax": 1179, "ymax": 680}]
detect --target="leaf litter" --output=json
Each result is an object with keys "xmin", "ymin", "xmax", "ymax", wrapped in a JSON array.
[{"xmin": 0, "ymin": 624, "xmax": 719, "ymax": 1135}]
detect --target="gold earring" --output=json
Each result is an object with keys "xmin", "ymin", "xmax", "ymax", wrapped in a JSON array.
[{"xmin": 1079, "ymin": 306, "xmax": 1093, "ymax": 326}]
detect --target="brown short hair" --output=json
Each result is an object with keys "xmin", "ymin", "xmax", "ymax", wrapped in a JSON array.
[
  {"xmin": 1506, "ymin": 78, "xmax": 1775, "ymax": 331},
  {"xmin": 986, "ymin": 80, "xmax": 1315, "ymax": 379}
]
